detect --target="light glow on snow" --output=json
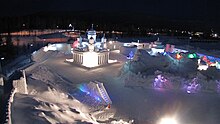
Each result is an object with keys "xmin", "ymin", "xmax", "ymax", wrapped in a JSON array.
[
  {"xmin": 198, "ymin": 64, "xmax": 208, "ymax": 71},
  {"xmin": 77, "ymin": 84, "xmax": 102, "ymax": 102},
  {"xmin": 83, "ymin": 52, "xmax": 99, "ymax": 67},
  {"xmin": 216, "ymin": 62, "xmax": 220, "ymax": 69},
  {"xmin": 158, "ymin": 117, "xmax": 178, "ymax": 124},
  {"xmin": 108, "ymin": 60, "xmax": 118, "ymax": 63},
  {"xmin": 66, "ymin": 59, "xmax": 74, "ymax": 62},
  {"xmin": 43, "ymin": 44, "xmax": 64, "ymax": 52}
]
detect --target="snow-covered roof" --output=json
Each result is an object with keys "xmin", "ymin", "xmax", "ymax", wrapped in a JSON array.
[{"xmin": 38, "ymin": 33, "xmax": 67, "ymax": 39}]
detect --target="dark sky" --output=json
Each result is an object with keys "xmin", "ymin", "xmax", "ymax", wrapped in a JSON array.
[{"xmin": 0, "ymin": 0, "xmax": 219, "ymax": 21}]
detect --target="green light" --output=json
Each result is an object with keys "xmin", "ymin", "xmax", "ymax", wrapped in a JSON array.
[
  {"xmin": 188, "ymin": 54, "xmax": 194, "ymax": 58},
  {"xmin": 188, "ymin": 53, "xmax": 197, "ymax": 59}
]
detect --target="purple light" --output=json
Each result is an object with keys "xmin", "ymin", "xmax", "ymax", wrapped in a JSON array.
[
  {"xmin": 187, "ymin": 90, "xmax": 191, "ymax": 94},
  {"xmin": 95, "ymin": 96, "xmax": 101, "ymax": 101},
  {"xmin": 153, "ymin": 75, "xmax": 172, "ymax": 90},
  {"xmin": 183, "ymin": 78, "xmax": 201, "ymax": 94}
]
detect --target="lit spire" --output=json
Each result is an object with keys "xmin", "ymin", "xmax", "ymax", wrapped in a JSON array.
[{"xmin": 91, "ymin": 24, "xmax": 94, "ymax": 30}]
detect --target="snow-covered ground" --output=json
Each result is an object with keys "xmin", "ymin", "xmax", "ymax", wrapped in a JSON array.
[{"xmin": 11, "ymin": 46, "xmax": 220, "ymax": 124}]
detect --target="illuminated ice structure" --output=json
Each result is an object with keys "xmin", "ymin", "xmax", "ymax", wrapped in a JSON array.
[
  {"xmin": 150, "ymin": 38, "xmax": 165, "ymax": 56},
  {"xmin": 217, "ymin": 62, "xmax": 220, "ymax": 69},
  {"xmin": 76, "ymin": 81, "xmax": 112, "ymax": 106},
  {"xmin": 153, "ymin": 75, "xmax": 172, "ymax": 90},
  {"xmin": 197, "ymin": 53, "xmax": 220, "ymax": 70},
  {"xmin": 183, "ymin": 78, "xmax": 201, "ymax": 94},
  {"xmin": 127, "ymin": 51, "xmax": 134, "ymax": 60},
  {"xmin": 71, "ymin": 25, "xmax": 110, "ymax": 68}
]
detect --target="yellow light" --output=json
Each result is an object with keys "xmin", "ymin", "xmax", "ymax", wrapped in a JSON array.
[
  {"xmin": 176, "ymin": 54, "xmax": 182, "ymax": 60},
  {"xmin": 158, "ymin": 117, "xmax": 178, "ymax": 124}
]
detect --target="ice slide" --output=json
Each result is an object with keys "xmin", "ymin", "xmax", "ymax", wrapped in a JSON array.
[{"xmin": 95, "ymin": 81, "xmax": 112, "ymax": 105}]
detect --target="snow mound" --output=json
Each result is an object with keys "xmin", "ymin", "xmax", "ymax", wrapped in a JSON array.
[
  {"xmin": 111, "ymin": 119, "xmax": 134, "ymax": 124},
  {"xmin": 31, "ymin": 87, "xmax": 120, "ymax": 124},
  {"xmin": 12, "ymin": 64, "xmax": 123, "ymax": 124},
  {"xmin": 121, "ymin": 49, "xmax": 199, "ymax": 78},
  {"xmin": 32, "ymin": 48, "xmax": 57, "ymax": 63},
  {"xmin": 29, "ymin": 65, "xmax": 73, "ymax": 92},
  {"xmin": 32, "ymin": 88, "xmax": 96, "ymax": 124},
  {"xmin": 122, "ymin": 69, "xmax": 220, "ymax": 93}
]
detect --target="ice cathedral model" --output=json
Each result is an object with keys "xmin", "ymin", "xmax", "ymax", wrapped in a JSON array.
[{"xmin": 72, "ymin": 24, "xmax": 109, "ymax": 68}]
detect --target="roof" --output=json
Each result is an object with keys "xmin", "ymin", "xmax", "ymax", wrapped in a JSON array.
[{"xmin": 38, "ymin": 33, "xmax": 67, "ymax": 39}]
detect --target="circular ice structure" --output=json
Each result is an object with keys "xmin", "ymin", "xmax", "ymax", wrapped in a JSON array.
[
  {"xmin": 183, "ymin": 78, "xmax": 201, "ymax": 94},
  {"xmin": 153, "ymin": 74, "xmax": 172, "ymax": 90}
]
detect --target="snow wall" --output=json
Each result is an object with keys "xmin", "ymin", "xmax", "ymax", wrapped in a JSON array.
[
  {"xmin": 0, "ymin": 77, "xmax": 3, "ymax": 94},
  {"xmin": 4, "ymin": 88, "xmax": 16, "ymax": 124},
  {"xmin": 5, "ymin": 70, "xmax": 27, "ymax": 124}
]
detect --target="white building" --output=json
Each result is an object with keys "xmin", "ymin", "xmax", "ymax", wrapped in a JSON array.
[
  {"xmin": 72, "ymin": 26, "xmax": 110, "ymax": 68},
  {"xmin": 87, "ymin": 24, "xmax": 97, "ymax": 41}
]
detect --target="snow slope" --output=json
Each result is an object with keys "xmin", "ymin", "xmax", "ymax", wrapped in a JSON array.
[{"xmin": 11, "ymin": 46, "xmax": 220, "ymax": 124}]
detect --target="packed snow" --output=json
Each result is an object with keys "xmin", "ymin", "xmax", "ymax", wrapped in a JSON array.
[{"xmin": 11, "ymin": 43, "xmax": 220, "ymax": 124}]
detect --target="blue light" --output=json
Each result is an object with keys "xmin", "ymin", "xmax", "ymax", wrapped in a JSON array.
[
  {"xmin": 127, "ymin": 51, "xmax": 134, "ymax": 60},
  {"xmin": 95, "ymin": 96, "xmax": 101, "ymax": 101},
  {"xmin": 163, "ymin": 52, "xmax": 167, "ymax": 56},
  {"xmin": 78, "ymin": 84, "xmax": 88, "ymax": 93},
  {"xmin": 197, "ymin": 53, "xmax": 220, "ymax": 62},
  {"xmin": 78, "ymin": 83, "xmax": 102, "ymax": 102}
]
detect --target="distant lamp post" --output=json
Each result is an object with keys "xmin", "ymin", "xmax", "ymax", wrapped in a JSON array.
[
  {"xmin": 22, "ymin": 23, "xmax": 26, "ymax": 30},
  {"xmin": 0, "ymin": 57, "xmax": 5, "ymax": 74}
]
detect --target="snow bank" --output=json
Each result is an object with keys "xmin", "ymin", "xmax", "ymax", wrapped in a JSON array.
[
  {"xmin": 121, "ymin": 49, "xmax": 220, "ymax": 93},
  {"xmin": 121, "ymin": 49, "xmax": 198, "ymax": 78},
  {"xmin": 12, "ymin": 64, "xmax": 124, "ymax": 124},
  {"xmin": 4, "ymin": 88, "xmax": 16, "ymax": 124},
  {"xmin": 122, "ymin": 69, "xmax": 220, "ymax": 93},
  {"xmin": 31, "ymin": 47, "xmax": 57, "ymax": 63}
]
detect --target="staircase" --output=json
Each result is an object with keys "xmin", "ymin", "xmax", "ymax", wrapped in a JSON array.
[{"xmin": 95, "ymin": 81, "xmax": 112, "ymax": 105}]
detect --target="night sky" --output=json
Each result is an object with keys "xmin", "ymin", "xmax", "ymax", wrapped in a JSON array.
[
  {"xmin": 1, "ymin": 0, "xmax": 219, "ymax": 19},
  {"xmin": 0, "ymin": 0, "xmax": 220, "ymax": 30}
]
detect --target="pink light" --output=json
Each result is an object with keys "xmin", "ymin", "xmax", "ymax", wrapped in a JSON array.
[{"xmin": 72, "ymin": 40, "xmax": 79, "ymax": 48}]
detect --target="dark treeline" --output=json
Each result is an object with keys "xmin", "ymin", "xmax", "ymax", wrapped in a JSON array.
[{"xmin": 0, "ymin": 10, "xmax": 219, "ymax": 34}]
